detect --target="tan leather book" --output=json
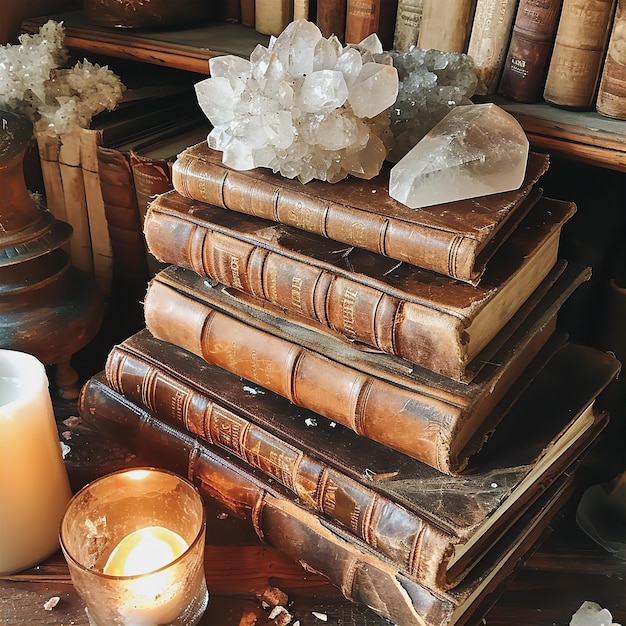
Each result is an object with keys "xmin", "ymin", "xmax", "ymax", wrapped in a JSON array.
[
  {"xmin": 597, "ymin": 0, "xmax": 626, "ymax": 119},
  {"xmin": 417, "ymin": 0, "xmax": 477, "ymax": 52},
  {"xmin": 144, "ymin": 191, "xmax": 573, "ymax": 380},
  {"xmin": 498, "ymin": 0, "xmax": 563, "ymax": 103},
  {"xmin": 255, "ymin": 0, "xmax": 292, "ymax": 35},
  {"xmin": 104, "ymin": 327, "xmax": 617, "ymax": 591},
  {"xmin": 80, "ymin": 372, "xmax": 600, "ymax": 626},
  {"xmin": 544, "ymin": 0, "xmax": 617, "ymax": 110},
  {"xmin": 467, "ymin": 0, "xmax": 519, "ymax": 94},
  {"xmin": 142, "ymin": 248, "xmax": 587, "ymax": 472},
  {"xmin": 344, "ymin": 0, "xmax": 398, "ymax": 49},
  {"xmin": 393, "ymin": 0, "xmax": 424, "ymax": 51},
  {"xmin": 171, "ymin": 142, "xmax": 550, "ymax": 284}
]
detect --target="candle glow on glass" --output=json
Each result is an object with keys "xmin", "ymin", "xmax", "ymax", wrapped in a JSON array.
[{"xmin": 104, "ymin": 526, "xmax": 188, "ymax": 576}]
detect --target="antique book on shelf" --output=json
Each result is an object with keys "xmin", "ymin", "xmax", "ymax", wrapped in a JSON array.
[
  {"xmin": 317, "ymin": 0, "xmax": 348, "ymax": 39},
  {"xmin": 143, "ymin": 192, "xmax": 572, "ymax": 378},
  {"xmin": 467, "ymin": 0, "xmax": 519, "ymax": 94},
  {"xmin": 142, "ymin": 259, "xmax": 589, "ymax": 470},
  {"xmin": 498, "ymin": 0, "xmax": 563, "ymax": 103},
  {"xmin": 240, "ymin": 0, "xmax": 255, "ymax": 27},
  {"xmin": 80, "ymin": 372, "xmax": 589, "ymax": 626},
  {"xmin": 393, "ymin": 0, "xmax": 424, "ymax": 51},
  {"xmin": 344, "ymin": 0, "xmax": 398, "ymax": 49},
  {"xmin": 597, "ymin": 0, "xmax": 626, "ymax": 119},
  {"xmin": 543, "ymin": 0, "xmax": 617, "ymax": 110},
  {"xmin": 104, "ymin": 327, "xmax": 619, "ymax": 591},
  {"xmin": 417, "ymin": 0, "xmax": 477, "ymax": 52},
  {"xmin": 170, "ymin": 142, "xmax": 550, "ymax": 283},
  {"xmin": 294, "ymin": 0, "xmax": 311, "ymax": 19},
  {"xmin": 255, "ymin": 0, "xmax": 292, "ymax": 35}
]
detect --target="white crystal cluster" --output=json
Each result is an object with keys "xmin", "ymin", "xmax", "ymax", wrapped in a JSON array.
[
  {"xmin": 195, "ymin": 19, "xmax": 398, "ymax": 183},
  {"xmin": 0, "ymin": 20, "xmax": 124, "ymax": 135},
  {"xmin": 387, "ymin": 48, "xmax": 478, "ymax": 162}
]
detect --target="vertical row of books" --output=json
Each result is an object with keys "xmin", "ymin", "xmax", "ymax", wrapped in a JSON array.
[
  {"xmin": 224, "ymin": 0, "xmax": 625, "ymax": 118},
  {"xmin": 79, "ymin": 137, "xmax": 620, "ymax": 624}
]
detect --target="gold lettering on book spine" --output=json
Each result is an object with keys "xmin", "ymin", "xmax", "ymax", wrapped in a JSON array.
[
  {"xmin": 342, "ymin": 287, "xmax": 358, "ymax": 338},
  {"xmin": 291, "ymin": 276, "xmax": 303, "ymax": 313}
]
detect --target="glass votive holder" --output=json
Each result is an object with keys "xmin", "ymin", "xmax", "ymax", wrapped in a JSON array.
[{"xmin": 60, "ymin": 467, "xmax": 208, "ymax": 626}]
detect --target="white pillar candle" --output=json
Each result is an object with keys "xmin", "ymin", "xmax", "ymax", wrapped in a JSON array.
[{"xmin": 0, "ymin": 349, "xmax": 72, "ymax": 575}]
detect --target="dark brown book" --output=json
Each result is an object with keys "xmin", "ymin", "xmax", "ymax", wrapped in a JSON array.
[
  {"xmin": 240, "ymin": 0, "xmax": 256, "ymax": 27},
  {"xmin": 171, "ymin": 142, "xmax": 550, "ymax": 284},
  {"xmin": 144, "ymin": 192, "xmax": 572, "ymax": 380},
  {"xmin": 79, "ymin": 372, "xmax": 589, "ymax": 626},
  {"xmin": 345, "ymin": 0, "xmax": 398, "ymax": 49},
  {"xmin": 317, "ymin": 0, "xmax": 348, "ymax": 39},
  {"xmin": 142, "ymin": 257, "xmax": 590, "ymax": 471},
  {"xmin": 498, "ymin": 0, "xmax": 563, "ymax": 103},
  {"xmin": 105, "ymin": 327, "xmax": 618, "ymax": 591},
  {"xmin": 544, "ymin": 0, "xmax": 617, "ymax": 110}
]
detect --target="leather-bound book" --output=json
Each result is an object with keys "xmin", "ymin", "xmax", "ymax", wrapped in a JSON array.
[
  {"xmin": 544, "ymin": 0, "xmax": 617, "ymax": 110},
  {"xmin": 104, "ymin": 327, "xmax": 618, "ymax": 591},
  {"xmin": 170, "ymin": 142, "xmax": 550, "ymax": 283},
  {"xmin": 142, "ymin": 256, "xmax": 589, "ymax": 470},
  {"xmin": 467, "ymin": 0, "xmax": 519, "ymax": 94},
  {"xmin": 255, "ymin": 0, "xmax": 292, "ymax": 35},
  {"xmin": 417, "ymin": 0, "xmax": 477, "ymax": 52},
  {"xmin": 143, "ymin": 192, "xmax": 573, "ymax": 380},
  {"xmin": 597, "ymin": 0, "xmax": 626, "ymax": 119},
  {"xmin": 344, "ymin": 0, "xmax": 398, "ymax": 49},
  {"xmin": 79, "ymin": 372, "xmax": 594, "ymax": 625},
  {"xmin": 317, "ymin": 0, "xmax": 347, "ymax": 39},
  {"xmin": 498, "ymin": 0, "xmax": 563, "ymax": 103},
  {"xmin": 240, "ymin": 0, "xmax": 255, "ymax": 27},
  {"xmin": 393, "ymin": 0, "xmax": 424, "ymax": 51}
]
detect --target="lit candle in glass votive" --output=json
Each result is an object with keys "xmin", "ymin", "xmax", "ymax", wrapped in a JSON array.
[
  {"xmin": 0, "ymin": 349, "xmax": 72, "ymax": 575},
  {"xmin": 60, "ymin": 467, "xmax": 208, "ymax": 626}
]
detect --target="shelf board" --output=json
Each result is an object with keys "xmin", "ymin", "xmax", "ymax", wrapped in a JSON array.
[
  {"xmin": 21, "ymin": 11, "xmax": 269, "ymax": 74},
  {"xmin": 21, "ymin": 11, "xmax": 626, "ymax": 171}
]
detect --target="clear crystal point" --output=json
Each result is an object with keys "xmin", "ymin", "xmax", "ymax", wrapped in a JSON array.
[{"xmin": 389, "ymin": 104, "xmax": 529, "ymax": 208}]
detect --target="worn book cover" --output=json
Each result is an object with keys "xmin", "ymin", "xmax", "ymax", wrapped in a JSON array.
[
  {"xmin": 171, "ymin": 142, "xmax": 550, "ymax": 284},
  {"xmin": 80, "ymin": 372, "xmax": 587, "ymax": 626},
  {"xmin": 144, "ymin": 194, "xmax": 573, "ymax": 380},
  {"xmin": 105, "ymin": 327, "xmax": 618, "ymax": 591},
  {"xmin": 143, "ymin": 260, "xmax": 592, "ymax": 471}
]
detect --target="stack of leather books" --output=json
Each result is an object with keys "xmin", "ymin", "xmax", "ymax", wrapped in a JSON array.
[{"xmin": 80, "ymin": 142, "xmax": 621, "ymax": 626}]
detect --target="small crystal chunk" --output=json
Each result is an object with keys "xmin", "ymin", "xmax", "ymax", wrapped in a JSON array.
[{"xmin": 389, "ymin": 104, "xmax": 529, "ymax": 209}]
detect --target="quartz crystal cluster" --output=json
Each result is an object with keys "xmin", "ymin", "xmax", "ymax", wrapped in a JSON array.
[
  {"xmin": 389, "ymin": 103, "xmax": 529, "ymax": 209},
  {"xmin": 0, "ymin": 20, "xmax": 124, "ymax": 135},
  {"xmin": 387, "ymin": 48, "xmax": 478, "ymax": 162},
  {"xmin": 195, "ymin": 19, "xmax": 398, "ymax": 183}
]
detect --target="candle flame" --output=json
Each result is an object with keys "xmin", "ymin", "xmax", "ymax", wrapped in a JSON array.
[{"xmin": 103, "ymin": 526, "xmax": 188, "ymax": 577}]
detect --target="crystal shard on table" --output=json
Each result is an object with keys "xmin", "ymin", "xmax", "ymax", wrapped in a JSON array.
[{"xmin": 389, "ymin": 104, "xmax": 529, "ymax": 209}]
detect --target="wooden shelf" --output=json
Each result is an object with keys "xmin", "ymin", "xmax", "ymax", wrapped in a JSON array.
[{"xmin": 22, "ymin": 11, "xmax": 626, "ymax": 172}]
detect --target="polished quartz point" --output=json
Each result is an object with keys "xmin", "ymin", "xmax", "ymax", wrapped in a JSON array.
[{"xmin": 389, "ymin": 103, "xmax": 529, "ymax": 208}]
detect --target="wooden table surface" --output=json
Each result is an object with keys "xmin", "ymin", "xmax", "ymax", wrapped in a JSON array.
[{"xmin": 1, "ymin": 388, "xmax": 624, "ymax": 626}]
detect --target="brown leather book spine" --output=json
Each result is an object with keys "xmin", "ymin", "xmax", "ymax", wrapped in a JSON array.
[
  {"xmin": 417, "ymin": 0, "xmax": 477, "ymax": 52},
  {"xmin": 498, "ymin": 0, "xmax": 563, "ymax": 103},
  {"xmin": 79, "ymin": 375, "xmax": 454, "ymax": 626},
  {"xmin": 240, "ymin": 0, "xmax": 255, "ymax": 27},
  {"xmin": 95, "ymin": 146, "xmax": 149, "ymax": 284},
  {"xmin": 171, "ymin": 150, "xmax": 479, "ymax": 281},
  {"xmin": 345, "ymin": 0, "xmax": 398, "ymax": 49},
  {"xmin": 544, "ymin": 0, "xmax": 617, "ymax": 109},
  {"xmin": 105, "ymin": 345, "xmax": 453, "ymax": 588},
  {"xmin": 317, "ymin": 0, "xmax": 348, "ymax": 39},
  {"xmin": 143, "ymin": 203, "xmax": 463, "ymax": 369},
  {"xmin": 597, "ymin": 0, "xmax": 626, "ymax": 118},
  {"xmin": 467, "ymin": 0, "xmax": 519, "ymax": 94},
  {"xmin": 143, "ymin": 278, "xmax": 460, "ymax": 469},
  {"xmin": 128, "ymin": 151, "xmax": 174, "ymax": 223},
  {"xmin": 393, "ymin": 0, "xmax": 424, "ymax": 51}
]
